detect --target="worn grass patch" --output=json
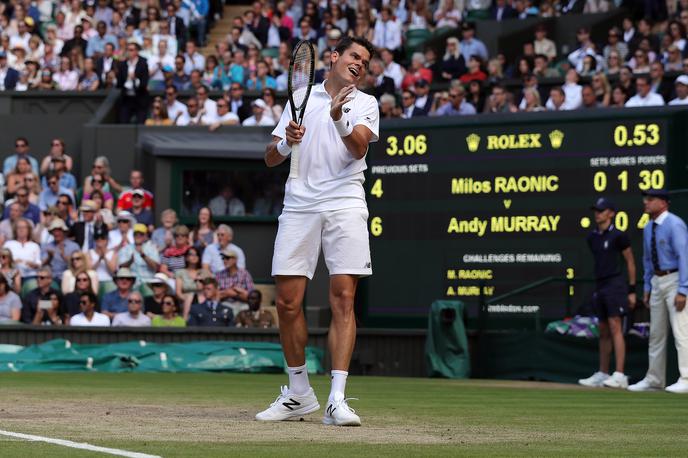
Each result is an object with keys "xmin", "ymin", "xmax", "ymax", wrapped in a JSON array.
[{"xmin": 0, "ymin": 373, "xmax": 685, "ymax": 457}]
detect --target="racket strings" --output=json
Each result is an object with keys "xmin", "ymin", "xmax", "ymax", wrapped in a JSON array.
[{"xmin": 290, "ymin": 47, "xmax": 313, "ymax": 110}]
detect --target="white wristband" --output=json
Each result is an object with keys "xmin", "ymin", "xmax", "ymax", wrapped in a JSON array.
[
  {"xmin": 277, "ymin": 138, "xmax": 292, "ymax": 157},
  {"xmin": 333, "ymin": 114, "xmax": 354, "ymax": 137}
]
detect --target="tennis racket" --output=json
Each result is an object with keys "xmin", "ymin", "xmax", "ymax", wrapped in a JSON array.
[{"xmin": 287, "ymin": 40, "xmax": 315, "ymax": 179}]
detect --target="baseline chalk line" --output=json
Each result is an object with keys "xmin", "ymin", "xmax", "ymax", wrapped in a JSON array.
[{"xmin": 0, "ymin": 429, "xmax": 162, "ymax": 458}]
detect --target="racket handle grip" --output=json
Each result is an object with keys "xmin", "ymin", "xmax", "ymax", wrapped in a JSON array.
[{"xmin": 289, "ymin": 143, "xmax": 300, "ymax": 179}]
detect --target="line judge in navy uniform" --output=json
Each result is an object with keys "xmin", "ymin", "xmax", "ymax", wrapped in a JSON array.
[
  {"xmin": 629, "ymin": 189, "xmax": 688, "ymax": 393},
  {"xmin": 578, "ymin": 198, "xmax": 636, "ymax": 389},
  {"xmin": 187, "ymin": 277, "xmax": 234, "ymax": 327}
]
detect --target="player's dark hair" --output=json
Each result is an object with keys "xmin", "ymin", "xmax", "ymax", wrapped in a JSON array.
[{"xmin": 334, "ymin": 36, "xmax": 376, "ymax": 63}]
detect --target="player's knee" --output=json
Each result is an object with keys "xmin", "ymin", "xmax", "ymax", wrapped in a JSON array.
[
  {"xmin": 276, "ymin": 296, "xmax": 302, "ymax": 319},
  {"xmin": 331, "ymin": 288, "xmax": 355, "ymax": 307}
]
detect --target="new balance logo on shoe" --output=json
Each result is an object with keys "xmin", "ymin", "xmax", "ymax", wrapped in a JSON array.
[
  {"xmin": 282, "ymin": 398, "xmax": 301, "ymax": 410},
  {"xmin": 326, "ymin": 404, "xmax": 337, "ymax": 416}
]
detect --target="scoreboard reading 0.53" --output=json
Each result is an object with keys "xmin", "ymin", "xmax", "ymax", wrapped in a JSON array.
[{"xmin": 363, "ymin": 115, "xmax": 668, "ymax": 324}]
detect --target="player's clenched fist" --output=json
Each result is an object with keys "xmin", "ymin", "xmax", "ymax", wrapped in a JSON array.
[{"xmin": 285, "ymin": 120, "xmax": 305, "ymax": 147}]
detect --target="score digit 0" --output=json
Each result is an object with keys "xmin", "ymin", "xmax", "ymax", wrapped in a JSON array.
[{"xmin": 386, "ymin": 134, "xmax": 428, "ymax": 156}]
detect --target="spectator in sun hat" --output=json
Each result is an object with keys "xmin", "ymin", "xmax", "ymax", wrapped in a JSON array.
[
  {"xmin": 118, "ymin": 223, "xmax": 160, "ymax": 286},
  {"xmin": 101, "ymin": 267, "xmax": 137, "ymax": 319},
  {"xmin": 144, "ymin": 272, "xmax": 172, "ymax": 317},
  {"xmin": 216, "ymin": 246, "xmax": 254, "ymax": 313},
  {"xmin": 41, "ymin": 218, "xmax": 80, "ymax": 281}
]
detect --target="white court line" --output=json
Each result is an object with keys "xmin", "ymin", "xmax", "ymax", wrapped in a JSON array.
[{"xmin": 0, "ymin": 429, "xmax": 161, "ymax": 458}]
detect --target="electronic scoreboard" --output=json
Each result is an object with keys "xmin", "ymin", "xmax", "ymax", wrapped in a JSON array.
[{"xmin": 362, "ymin": 111, "xmax": 675, "ymax": 327}]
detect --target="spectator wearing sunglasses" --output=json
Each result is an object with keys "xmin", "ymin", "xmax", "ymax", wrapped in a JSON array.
[
  {"xmin": 38, "ymin": 171, "xmax": 75, "ymax": 212},
  {"xmin": 21, "ymin": 266, "xmax": 61, "ymax": 324},
  {"xmin": 3, "ymin": 137, "xmax": 38, "ymax": 176},
  {"xmin": 112, "ymin": 291, "xmax": 152, "ymax": 326},
  {"xmin": 151, "ymin": 294, "xmax": 186, "ymax": 327}
]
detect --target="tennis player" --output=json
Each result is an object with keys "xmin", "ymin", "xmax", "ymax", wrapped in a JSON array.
[{"xmin": 256, "ymin": 36, "xmax": 378, "ymax": 426}]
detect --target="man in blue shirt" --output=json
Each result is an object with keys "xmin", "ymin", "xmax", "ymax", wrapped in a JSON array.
[
  {"xmin": 2, "ymin": 187, "xmax": 40, "ymax": 224},
  {"xmin": 629, "ymin": 189, "xmax": 688, "ymax": 394},
  {"xmin": 41, "ymin": 218, "xmax": 80, "ymax": 281},
  {"xmin": 578, "ymin": 198, "xmax": 636, "ymax": 389},
  {"xmin": 431, "ymin": 85, "xmax": 476, "ymax": 117},
  {"xmin": 38, "ymin": 172, "xmax": 75, "ymax": 211},
  {"xmin": 190, "ymin": 0, "xmax": 209, "ymax": 46},
  {"xmin": 86, "ymin": 21, "xmax": 118, "ymax": 57},
  {"xmin": 459, "ymin": 22, "xmax": 488, "ymax": 63},
  {"xmin": 101, "ymin": 267, "xmax": 137, "ymax": 320},
  {"xmin": 3, "ymin": 137, "xmax": 39, "ymax": 175},
  {"xmin": 40, "ymin": 156, "xmax": 76, "ymax": 191}
]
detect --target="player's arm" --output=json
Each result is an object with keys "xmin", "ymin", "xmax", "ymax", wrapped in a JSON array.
[
  {"xmin": 341, "ymin": 125, "xmax": 374, "ymax": 160},
  {"xmin": 265, "ymin": 121, "xmax": 305, "ymax": 167},
  {"xmin": 330, "ymin": 85, "xmax": 377, "ymax": 160},
  {"xmin": 265, "ymin": 136, "xmax": 289, "ymax": 168}
]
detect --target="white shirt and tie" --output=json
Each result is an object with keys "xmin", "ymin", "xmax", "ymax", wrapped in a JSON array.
[{"xmin": 82, "ymin": 222, "xmax": 95, "ymax": 252}]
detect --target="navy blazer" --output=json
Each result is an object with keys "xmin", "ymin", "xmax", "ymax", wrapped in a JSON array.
[{"xmin": 3, "ymin": 68, "xmax": 19, "ymax": 90}]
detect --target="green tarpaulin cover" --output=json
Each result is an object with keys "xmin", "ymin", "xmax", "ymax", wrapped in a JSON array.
[
  {"xmin": 0, "ymin": 339, "xmax": 324, "ymax": 374},
  {"xmin": 425, "ymin": 300, "xmax": 470, "ymax": 378}
]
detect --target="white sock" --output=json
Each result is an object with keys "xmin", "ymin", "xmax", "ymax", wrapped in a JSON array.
[
  {"xmin": 329, "ymin": 370, "xmax": 348, "ymax": 401},
  {"xmin": 287, "ymin": 364, "xmax": 310, "ymax": 395}
]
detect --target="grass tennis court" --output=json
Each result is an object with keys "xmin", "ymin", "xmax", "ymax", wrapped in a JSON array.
[{"xmin": 0, "ymin": 373, "xmax": 685, "ymax": 457}]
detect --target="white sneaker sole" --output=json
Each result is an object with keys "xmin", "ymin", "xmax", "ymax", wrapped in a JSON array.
[
  {"xmin": 603, "ymin": 380, "xmax": 628, "ymax": 389},
  {"xmin": 322, "ymin": 414, "xmax": 361, "ymax": 426},
  {"xmin": 255, "ymin": 402, "xmax": 320, "ymax": 421},
  {"xmin": 627, "ymin": 385, "xmax": 662, "ymax": 392},
  {"xmin": 578, "ymin": 381, "xmax": 605, "ymax": 387}
]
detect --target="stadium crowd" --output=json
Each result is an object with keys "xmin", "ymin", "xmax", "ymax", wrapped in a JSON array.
[
  {"xmin": 0, "ymin": 1, "xmax": 687, "ymax": 123},
  {"xmin": 0, "ymin": 139, "xmax": 276, "ymax": 328}
]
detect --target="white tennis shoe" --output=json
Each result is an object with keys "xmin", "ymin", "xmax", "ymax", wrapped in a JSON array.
[
  {"xmin": 603, "ymin": 371, "xmax": 629, "ymax": 389},
  {"xmin": 322, "ymin": 394, "xmax": 361, "ymax": 426},
  {"xmin": 627, "ymin": 378, "xmax": 663, "ymax": 392},
  {"xmin": 578, "ymin": 371, "xmax": 609, "ymax": 387},
  {"xmin": 255, "ymin": 386, "xmax": 320, "ymax": 421}
]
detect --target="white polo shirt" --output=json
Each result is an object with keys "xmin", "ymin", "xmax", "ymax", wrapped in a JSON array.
[
  {"xmin": 625, "ymin": 92, "xmax": 665, "ymax": 107},
  {"xmin": 272, "ymin": 81, "xmax": 380, "ymax": 213},
  {"xmin": 70, "ymin": 312, "xmax": 111, "ymax": 327}
]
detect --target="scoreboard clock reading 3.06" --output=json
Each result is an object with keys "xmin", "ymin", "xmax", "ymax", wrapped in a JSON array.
[{"xmin": 363, "ymin": 115, "xmax": 667, "ymax": 324}]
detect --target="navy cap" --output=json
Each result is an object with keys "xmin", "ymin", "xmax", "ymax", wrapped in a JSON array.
[
  {"xmin": 642, "ymin": 189, "xmax": 670, "ymax": 200},
  {"xmin": 591, "ymin": 197, "xmax": 615, "ymax": 211}
]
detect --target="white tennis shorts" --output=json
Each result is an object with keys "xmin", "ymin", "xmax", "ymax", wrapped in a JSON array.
[{"xmin": 272, "ymin": 207, "xmax": 372, "ymax": 279}]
